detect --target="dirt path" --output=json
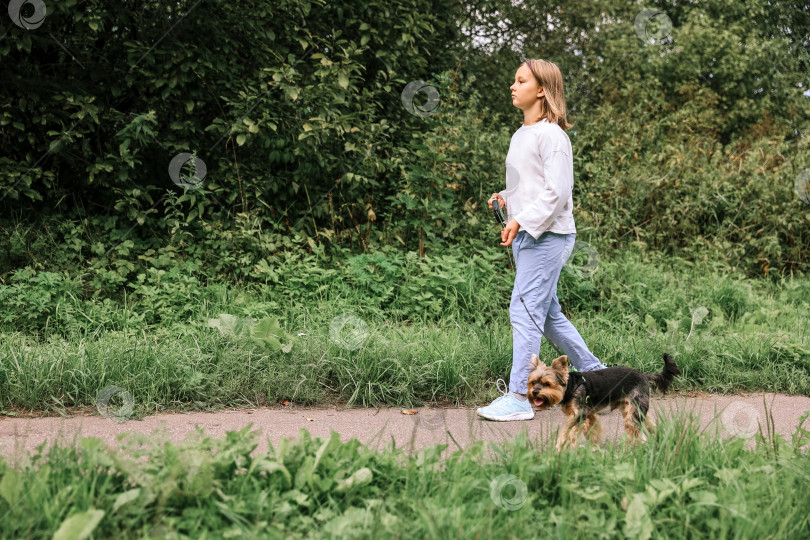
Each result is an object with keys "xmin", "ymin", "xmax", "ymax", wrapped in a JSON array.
[{"xmin": 2, "ymin": 393, "xmax": 808, "ymax": 460}]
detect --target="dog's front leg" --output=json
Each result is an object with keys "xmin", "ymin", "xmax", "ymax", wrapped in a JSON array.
[
  {"xmin": 643, "ymin": 413, "xmax": 656, "ymax": 435},
  {"xmin": 582, "ymin": 414, "xmax": 602, "ymax": 445},
  {"xmin": 556, "ymin": 416, "xmax": 582, "ymax": 452},
  {"xmin": 555, "ymin": 426, "xmax": 570, "ymax": 452}
]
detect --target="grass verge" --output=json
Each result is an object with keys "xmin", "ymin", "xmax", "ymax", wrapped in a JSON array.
[
  {"xmin": 1, "ymin": 248, "xmax": 808, "ymax": 415},
  {"xmin": 1, "ymin": 411, "xmax": 809, "ymax": 539}
]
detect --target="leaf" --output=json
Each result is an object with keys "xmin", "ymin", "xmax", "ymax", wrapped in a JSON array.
[
  {"xmin": 690, "ymin": 490, "xmax": 718, "ymax": 505},
  {"xmin": 236, "ymin": 134, "xmax": 247, "ymax": 146},
  {"xmin": 307, "ymin": 432, "xmax": 341, "ymax": 488},
  {"xmin": 335, "ymin": 467, "xmax": 373, "ymax": 493},
  {"xmin": 0, "ymin": 469, "xmax": 21, "ymax": 507},
  {"xmin": 624, "ymin": 494, "xmax": 653, "ymax": 540},
  {"xmin": 250, "ymin": 317, "xmax": 288, "ymax": 352},
  {"xmin": 112, "ymin": 489, "xmax": 141, "ymax": 513},
  {"xmin": 207, "ymin": 314, "xmax": 255, "ymax": 337},
  {"xmin": 714, "ymin": 468, "xmax": 740, "ymax": 484},
  {"xmin": 53, "ymin": 508, "xmax": 105, "ymax": 540},
  {"xmin": 251, "ymin": 460, "xmax": 292, "ymax": 488},
  {"xmin": 338, "ymin": 71, "xmax": 349, "ymax": 89},
  {"xmin": 49, "ymin": 139, "xmax": 65, "ymax": 153}
]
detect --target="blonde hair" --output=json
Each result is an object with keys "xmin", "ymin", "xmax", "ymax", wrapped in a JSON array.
[{"xmin": 523, "ymin": 59, "xmax": 572, "ymax": 131}]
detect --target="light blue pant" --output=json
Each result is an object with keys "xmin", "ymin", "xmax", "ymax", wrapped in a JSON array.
[{"xmin": 508, "ymin": 230, "xmax": 607, "ymax": 394}]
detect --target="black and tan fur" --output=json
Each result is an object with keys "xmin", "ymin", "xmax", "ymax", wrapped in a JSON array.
[{"xmin": 528, "ymin": 353, "xmax": 681, "ymax": 451}]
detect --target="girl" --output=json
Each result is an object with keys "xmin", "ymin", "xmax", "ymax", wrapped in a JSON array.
[{"xmin": 477, "ymin": 58, "xmax": 607, "ymax": 422}]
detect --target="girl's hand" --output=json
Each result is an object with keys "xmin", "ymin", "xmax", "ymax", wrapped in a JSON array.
[
  {"xmin": 501, "ymin": 219, "xmax": 520, "ymax": 246},
  {"xmin": 487, "ymin": 193, "xmax": 505, "ymax": 211}
]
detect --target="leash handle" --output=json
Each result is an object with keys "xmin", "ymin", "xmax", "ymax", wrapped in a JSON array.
[{"xmin": 492, "ymin": 199, "xmax": 506, "ymax": 228}]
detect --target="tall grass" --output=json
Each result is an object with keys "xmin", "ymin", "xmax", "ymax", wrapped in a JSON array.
[
  {"xmin": 1, "ymin": 411, "xmax": 808, "ymax": 539},
  {"xmin": 1, "ymin": 247, "xmax": 808, "ymax": 415}
]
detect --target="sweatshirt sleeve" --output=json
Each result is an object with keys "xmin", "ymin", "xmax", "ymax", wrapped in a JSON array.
[{"xmin": 513, "ymin": 134, "xmax": 573, "ymax": 240}]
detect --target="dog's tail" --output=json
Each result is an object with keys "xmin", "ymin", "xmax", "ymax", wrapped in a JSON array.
[{"xmin": 646, "ymin": 353, "xmax": 681, "ymax": 394}]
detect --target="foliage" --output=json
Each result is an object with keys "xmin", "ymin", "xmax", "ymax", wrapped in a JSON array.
[
  {"xmin": 1, "ymin": 0, "xmax": 807, "ymax": 297},
  {"xmin": 0, "ymin": 414, "xmax": 809, "ymax": 538},
  {"xmin": 1, "ymin": 248, "xmax": 809, "ymax": 415}
]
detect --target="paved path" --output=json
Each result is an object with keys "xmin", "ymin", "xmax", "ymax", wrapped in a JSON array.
[{"xmin": 2, "ymin": 393, "xmax": 809, "ymax": 460}]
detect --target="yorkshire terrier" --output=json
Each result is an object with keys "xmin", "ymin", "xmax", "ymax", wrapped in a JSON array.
[{"xmin": 528, "ymin": 353, "xmax": 681, "ymax": 451}]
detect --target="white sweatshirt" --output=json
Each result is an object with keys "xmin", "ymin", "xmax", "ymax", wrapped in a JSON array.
[{"xmin": 498, "ymin": 118, "xmax": 576, "ymax": 240}]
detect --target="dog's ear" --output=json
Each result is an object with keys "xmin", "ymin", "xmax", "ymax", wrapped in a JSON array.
[
  {"xmin": 530, "ymin": 353, "xmax": 546, "ymax": 370},
  {"xmin": 551, "ymin": 355, "xmax": 569, "ymax": 372}
]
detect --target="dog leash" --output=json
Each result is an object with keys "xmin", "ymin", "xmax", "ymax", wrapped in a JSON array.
[{"xmin": 492, "ymin": 199, "xmax": 565, "ymax": 357}]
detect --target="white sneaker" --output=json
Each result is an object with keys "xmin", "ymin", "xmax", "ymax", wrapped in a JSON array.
[{"xmin": 476, "ymin": 379, "xmax": 535, "ymax": 421}]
